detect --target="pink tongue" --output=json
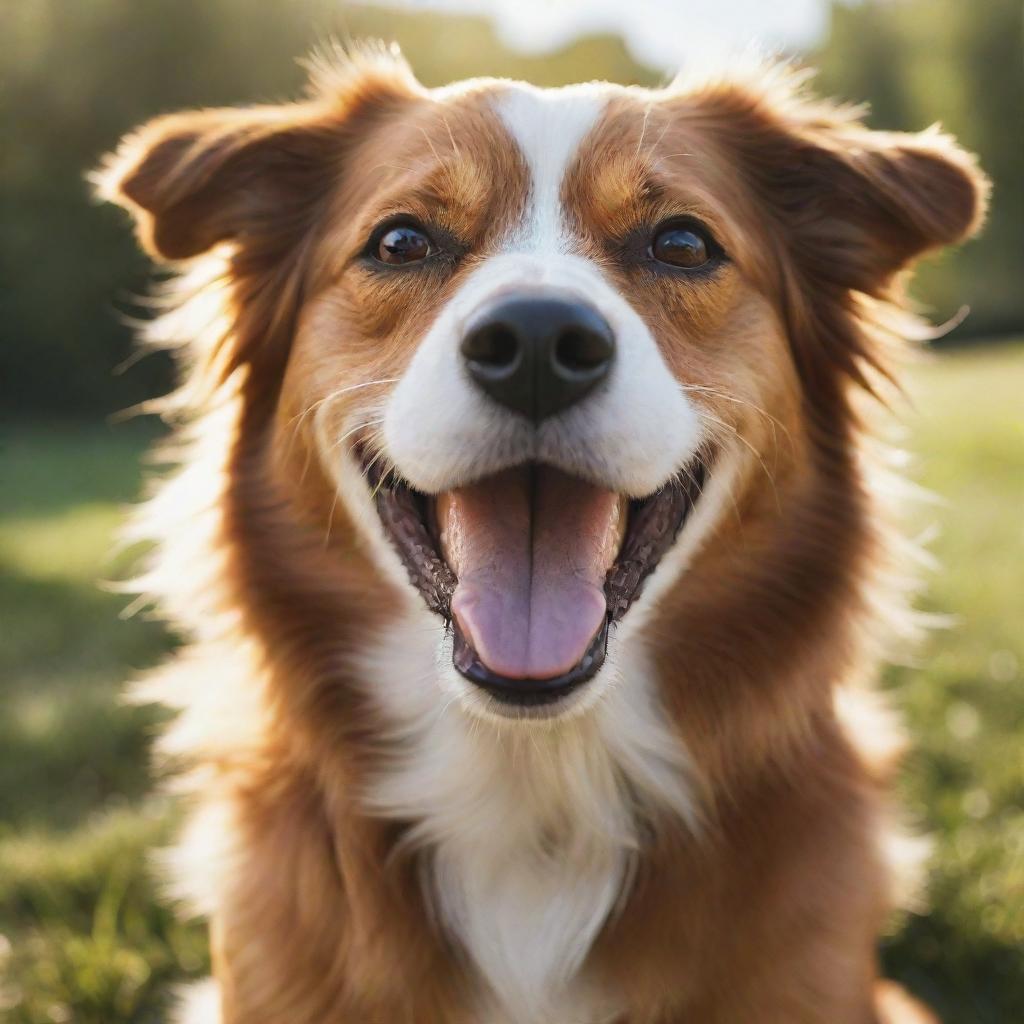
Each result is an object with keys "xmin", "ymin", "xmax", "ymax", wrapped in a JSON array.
[{"xmin": 442, "ymin": 467, "xmax": 622, "ymax": 680}]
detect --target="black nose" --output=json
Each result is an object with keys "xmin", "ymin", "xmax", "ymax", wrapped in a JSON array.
[{"xmin": 460, "ymin": 295, "xmax": 615, "ymax": 422}]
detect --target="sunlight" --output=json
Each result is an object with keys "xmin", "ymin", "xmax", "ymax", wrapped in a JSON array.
[{"xmin": 350, "ymin": 0, "xmax": 831, "ymax": 70}]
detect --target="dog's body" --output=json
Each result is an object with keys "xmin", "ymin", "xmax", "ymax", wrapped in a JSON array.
[{"xmin": 100, "ymin": 50, "xmax": 985, "ymax": 1023}]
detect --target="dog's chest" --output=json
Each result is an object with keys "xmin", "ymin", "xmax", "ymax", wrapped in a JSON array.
[
  {"xmin": 370, "ymin": 709, "xmax": 636, "ymax": 1022},
  {"xmin": 429, "ymin": 777, "xmax": 631, "ymax": 1024},
  {"xmin": 361, "ymin": 628, "xmax": 698, "ymax": 1023}
]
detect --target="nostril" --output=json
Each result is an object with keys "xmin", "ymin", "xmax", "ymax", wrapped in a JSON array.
[
  {"xmin": 461, "ymin": 295, "xmax": 613, "ymax": 422},
  {"xmin": 554, "ymin": 327, "xmax": 613, "ymax": 374},
  {"xmin": 462, "ymin": 323, "xmax": 520, "ymax": 371}
]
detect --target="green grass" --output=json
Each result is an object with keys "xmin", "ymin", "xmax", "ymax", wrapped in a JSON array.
[
  {"xmin": 1, "ymin": 345, "xmax": 1022, "ymax": 1022},
  {"xmin": 879, "ymin": 344, "xmax": 1024, "ymax": 1021},
  {"xmin": 0, "ymin": 422, "xmax": 205, "ymax": 1024}
]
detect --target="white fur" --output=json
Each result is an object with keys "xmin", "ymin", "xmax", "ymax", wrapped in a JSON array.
[
  {"xmin": 172, "ymin": 978, "xmax": 221, "ymax": 1024},
  {"xmin": 384, "ymin": 251, "xmax": 702, "ymax": 496},
  {"xmin": 383, "ymin": 84, "xmax": 702, "ymax": 498},
  {"xmin": 495, "ymin": 83, "xmax": 605, "ymax": 253},
  {"xmin": 339, "ymin": 84, "xmax": 714, "ymax": 1024},
  {"xmin": 358, "ymin": 612, "xmax": 700, "ymax": 1024}
]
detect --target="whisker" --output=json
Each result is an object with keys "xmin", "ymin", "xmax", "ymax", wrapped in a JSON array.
[
  {"xmin": 283, "ymin": 377, "xmax": 398, "ymax": 471},
  {"xmin": 364, "ymin": 451, "xmax": 393, "ymax": 501},
  {"xmin": 674, "ymin": 448, "xmax": 744, "ymax": 529},
  {"xmin": 323, "ymin": 485, "xmax": 341, "ymax": 550},
  {"xmin": 285, "ymin": 377, "xmax": 398, "ymax": 434},
  {"xmin": 645, "ymin": 118, "xmax": 673, "ymax": 160},
  {"xmin": 366, "ymin": 160, "xmax": 419, "ymax": 177},
  {"xmin": 329, "ymin": 417, "xmax": 386, "ymax": 455},
  {"xmin": 700, "ymin": 410, "xmax": 781, "ymax": 513},
  {"xmin": 418, "ymin": 125, "xmax": 445, "ymax": 167},
  {"xmin": 307, "ymin": 413, "xmax": 387, "ymax": 526},
  {"xmin": 442, "ymin": 115, "xmax": 461, "ymax": 159},
  {"xmin": 675, "ymin": 451, "xmax": 743, "ymax": 530},
  {"xmin": 635, "ymin": 102, "xmax": 652, "ymax": 158},
  {"xmin": 681, "ymin": 383, "xmax": 793, "ymax": 452}
]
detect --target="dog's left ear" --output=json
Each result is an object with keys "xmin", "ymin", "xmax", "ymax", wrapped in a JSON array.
[
  {"xmin": 686, "ymin": 69, "xmax": 990, "ymax": 294},
  {"xmin": 775, "ymin": 121, "xmax": 988, "ymax": 294}
]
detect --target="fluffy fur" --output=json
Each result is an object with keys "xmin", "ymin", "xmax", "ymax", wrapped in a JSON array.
[{"xmin": 97, "ymin": 47, "xmax": 987, "ymax": 1024}]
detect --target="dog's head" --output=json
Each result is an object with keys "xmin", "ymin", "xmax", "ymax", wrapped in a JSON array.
[{"xmin": 99, "ymin": 50, "xmax": 986, "ymax": 722}]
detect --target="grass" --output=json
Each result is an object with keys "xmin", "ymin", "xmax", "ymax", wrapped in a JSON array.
[
  {"xmin": 879, "ymin": 344, "xmax": 1024, "ymax": 1021},
  {"xmin": 0, "ymin": 422, "xmax": 205, "ymax": 1024},
  {"xmin": 1, "ymin": 344, "xmax": 1022, "ymax": 1022}
]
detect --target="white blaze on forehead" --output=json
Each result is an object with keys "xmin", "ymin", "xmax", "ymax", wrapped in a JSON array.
[
  {"xmin": 383, "ymin": 81, "xmax": 703, "ymax": 498},
  {"xmin": 495, "ymin": 85, "xmax": 606, "ymax": 253}
]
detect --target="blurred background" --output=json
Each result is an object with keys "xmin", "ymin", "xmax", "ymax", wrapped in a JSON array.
[{"xmin": 0, "ymin": 1, "xmax": 1021, "ymax": 1021}]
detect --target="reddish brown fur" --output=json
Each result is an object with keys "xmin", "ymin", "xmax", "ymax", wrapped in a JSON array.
[{"xmin": 98, "ymin": 48, "xmax": 985, "ymax": 1023}]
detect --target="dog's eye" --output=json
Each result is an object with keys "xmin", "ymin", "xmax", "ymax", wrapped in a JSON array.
[
  {"xmin": 375, "ymin": 224, "xmax": 435, "ymax": 266},
  {"xmin": 650, "ymin": 224, "xmax": 714, "ymax": 269}
]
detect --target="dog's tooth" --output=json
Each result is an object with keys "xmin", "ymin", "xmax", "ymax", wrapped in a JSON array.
[
  {"xmin": 598, "ymin": 494, "xmax": 629, "ymax": 571},
  {"xmin": 611, "ymin": 495, "xmax": 629, "ymax": 563},
  {"xmin": 436, "ymin": 491, "xmax": 454, "ymax": 569}
]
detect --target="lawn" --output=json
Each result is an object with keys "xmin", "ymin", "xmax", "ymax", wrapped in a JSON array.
[{"xmin": 1, "ymin": 344, "xmax": 1022, "ymax": 1023}]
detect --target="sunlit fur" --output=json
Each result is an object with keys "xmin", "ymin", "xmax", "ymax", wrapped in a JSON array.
[{"xmin": 98, "ymin": 46, "xmax": 987, "ymax": 1024}]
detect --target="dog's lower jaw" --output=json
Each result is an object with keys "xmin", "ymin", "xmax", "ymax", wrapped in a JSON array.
[{"xmin": 358, "ymin": 614, "xmax": 701, "ymax": 1024}]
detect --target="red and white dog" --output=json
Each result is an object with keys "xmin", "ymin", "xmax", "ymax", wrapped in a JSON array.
[{"xmin": 99, "ymin": 48, "xmax": 986, "ymax": 1024}]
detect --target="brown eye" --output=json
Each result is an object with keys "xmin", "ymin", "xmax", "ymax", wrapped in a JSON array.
[
  {"xmin": 376, "ymin": 224, "xmax": 434, "ymax": 265},
  {"xmin": 651, "ymin": 225, "xmax": 713, "ymax": 269}
]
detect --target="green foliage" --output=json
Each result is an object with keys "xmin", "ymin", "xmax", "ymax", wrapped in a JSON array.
[
  {"xmin": 0, "ymin": 421, "xmax": 207, "ymax": 1023},
  {"xmin": 816, "ymin": 0, "xmax": 1024, "ymax": 336},
  {"xmin": 877, "ymin": 345, "xmax": 1024, "ymax": 1022},
  {"xmin": 1, "ymin": 808, "xmax": 208, "ymax": 1024},
  {"xmin": 1, "ymin": 345, "xmax": 1022, "ymax": 1021}
]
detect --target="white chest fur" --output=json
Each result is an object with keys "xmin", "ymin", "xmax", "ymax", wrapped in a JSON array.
[{"xmin": 360, "ymin": 618, "xmax": 699, "ymax": 1024}]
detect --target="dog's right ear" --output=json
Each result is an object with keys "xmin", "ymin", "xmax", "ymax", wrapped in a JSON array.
[
  {"xmin": 95, "ymin": 104, "xmax": 333, "ymax": 261},
  {"xmin": 94, "ymin": 49, "xmax": 421, "ymax": 262}
]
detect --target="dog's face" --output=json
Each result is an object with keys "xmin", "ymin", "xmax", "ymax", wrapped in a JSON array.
[
  {"xmin": 101, "ymin": 54, "xmax": 985, "ymax": 721},
  {"xmin": 291, "ymin": 80, "xmax": 789, "ymax": 714}
]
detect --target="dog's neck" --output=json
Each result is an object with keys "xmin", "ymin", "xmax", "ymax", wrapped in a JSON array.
[{"xmin": 359, "ymin": 615, "xmax": 699, "ymax": 1023}]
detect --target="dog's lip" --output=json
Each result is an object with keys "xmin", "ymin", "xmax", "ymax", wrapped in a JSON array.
[
  {"xmin": 452, "ymin": 618, "xmax": 610, "ymax": 706},
  {"xmin": 359, "ymin": 448, "xmax": 708, "ymax": 704}
]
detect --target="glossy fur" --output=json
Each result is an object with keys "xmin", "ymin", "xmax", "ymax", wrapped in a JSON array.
[{"xmin": 97, "ymin": 48, "xmax": 987, "ymax": 1023}]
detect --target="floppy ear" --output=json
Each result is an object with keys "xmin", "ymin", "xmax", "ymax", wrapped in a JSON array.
[
  {"xmin": 683, "ymin": 68, "xmax": 989, "ymax": 402},
  {"xmin": 690, "ymin": 70, "xmax": 989, "ymax": 293},
  {"xmin": 95, "ymin": 104, "xmax": 339, "ymax": 262},
  {"xmin": 94, "ymin": 49, "xmax": 421, "ymax": 395},
  {"xmin": 95, "ymin": 49, "xmax": 421, "ymax": 263},
  {"xmin": 757, "ymin": 122, "xmax": 987, "ymax": 296}
]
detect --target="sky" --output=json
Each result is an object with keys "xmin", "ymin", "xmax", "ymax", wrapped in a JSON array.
[{"xmin": 351, "ymin": 0, "xmax": 836, "ymax": 72}]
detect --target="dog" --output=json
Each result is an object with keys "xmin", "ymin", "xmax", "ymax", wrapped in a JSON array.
[{"xmin": 97, "ymin": 46, "xmax": 987, "ymax": 1024}]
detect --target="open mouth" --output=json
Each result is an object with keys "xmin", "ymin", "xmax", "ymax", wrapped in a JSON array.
[{"xmin": 363, "ymin": 454, "xmax": 706, "ymax": 708}]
